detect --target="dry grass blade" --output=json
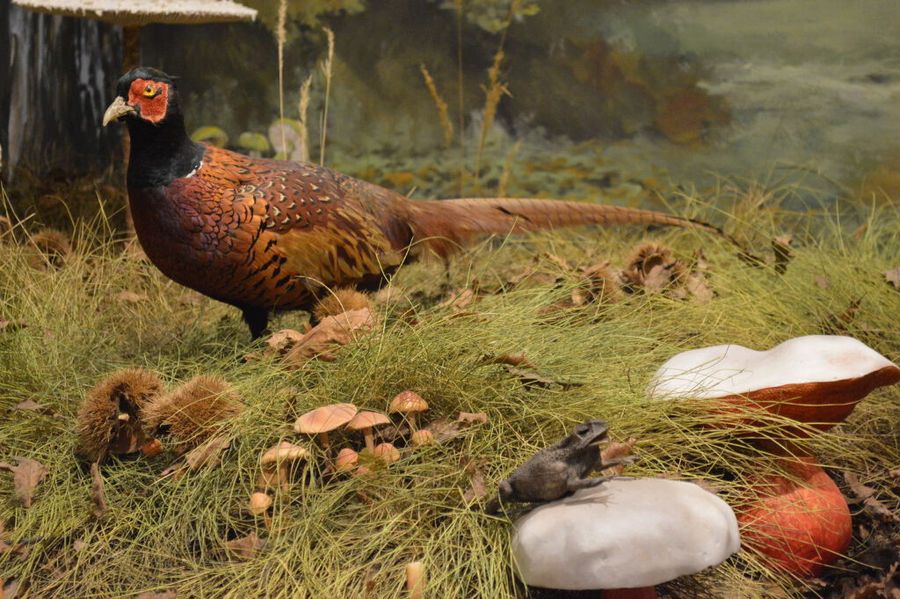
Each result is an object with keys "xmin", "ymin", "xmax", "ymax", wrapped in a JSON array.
[
  {"xmin": 420, "ymin": 64, "xmax": 454, "ymax": 147},
  {"xmin": 319, "ymin": 27, "xmax": 335, "ymax": 166},
  {"xmin": 297, "ymin": 74, "xmax": 313, "ymax": 163}
]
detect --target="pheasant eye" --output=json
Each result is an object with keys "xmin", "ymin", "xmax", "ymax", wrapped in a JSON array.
[{"xmin": 142, "ymin": 85, "xmax": 157, "ymax": 98}]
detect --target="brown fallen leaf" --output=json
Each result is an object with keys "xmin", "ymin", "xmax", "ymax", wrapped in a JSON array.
[
  {"xmin": 482, "ymin": 352, "xmax": 535, "ymax": 369},
  {"xmin": 683, "ymin": 272, "xmax": 714, "ymax": 304},
  {"xmin": 3, "ymin": 578, "xmax": 20, "ymax": 599},
  {"xmin": 437, "ymin": 288, "xmax": 476, "ymax": 312},
  {"xmin": 772, "ymin": 235, "xmax": 793, "ymax": 275},
  {"xmin": 283, "ymin": 308, "xmax": 376, "ymax": 367},
  {"xmin": 457, "ymin": 412, "xmax": 488, "ymax": 425},
  {"xmin": 504, "ymin": 366, "xmax": 582, "ymax": 389},
  {"xmin": 90, "ymin": 463, "xmax": 107, "ymax": 520},
  {"xmin": 371, "ymin": 286, "xmax": 405, "ymax": 306},
  {"xmin": 136, "ymin": 592, "xmax": 177, "ymax": 599},
  {"xmin": 0, "ymin": 458, "xmax": 48, "ymax": 508},
  {"xmin": 223, "ymin": 532, "xmax": 265, "ymax": 560},
  {"xmin": 264, "ymin": 329, "xmax": 305, "ymax": 357},
  {"xmin": 115, "ymin": 290, "xmax": 147, "ymax": 303},
  {"xmin": 13, "ymin": 399, "xmax": 51, "ymax": 414},
  {"xmin": 600, "ymin": 438, "xmax": 637, "ymax": 476},
  {"xmin": 844, "ymin": 472, "xmax": 899, "ymax": 523},
  {"xmin": 885, "ymin": 267, "xmax": 900, "ymax": 290},
  {"xmin": 161, "ymin": 435, "xmax": 231, "ymax": 479},
  {"xmin": 461, "ymin": 458, "xmax": 488, "ymax": 503},
  {"xmin": 422, "ymin": 412, "xmax": 489, "ymax": 444},
  {"xmin": 815, "ymin": 275, "xmax": 831, "ymax": 289},
  {"xmin": 0, "ymin": 320, "xmax": 27, "ymax": 333}
]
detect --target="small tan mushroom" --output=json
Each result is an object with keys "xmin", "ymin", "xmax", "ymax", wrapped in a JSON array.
[
  {"xmin": 373, "ymin": 442, "xmax": 400, "ymax": 465},
  {"xmin": 389, "ymin": 391, "xmax": 428, "ymax": 432},
  {"xmin": 260, "ymin": 441, "xmax": 309, "ymax": 491},
  {"xmin": 249, "ymin": 491, "xmax": 273, "ymax": 528},
  {"xmin": 410, "ymin": 430, "xmax": 434, "ymax": 447},
  {"xmin": 294, "ymin": 403, "xmax": 358, "ymax": 451},
  {"xmin": 335, "ymin": 448, "xmax": 359, "ymax": 473},
  {"xmin": 347, "ymin": 411, "xmax": 391, "ymax": 452}
]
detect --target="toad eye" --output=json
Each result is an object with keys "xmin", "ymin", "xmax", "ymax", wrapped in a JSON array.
[{"xmin": 142, "ymin": 85, "xmax": 158, "ymax": 98}]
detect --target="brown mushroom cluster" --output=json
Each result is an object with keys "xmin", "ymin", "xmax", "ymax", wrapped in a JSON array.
[{"xmin": 258, "ymin": 390, "xmax": 434, "ymax": 485}]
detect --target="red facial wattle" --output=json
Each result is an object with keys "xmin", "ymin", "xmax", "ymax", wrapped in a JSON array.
[{"xmin": 127, "ymin": 79, "xmax": 169, "ymax": 123}]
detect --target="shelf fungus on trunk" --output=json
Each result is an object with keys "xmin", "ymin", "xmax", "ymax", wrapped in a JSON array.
[{"xmin": 648, "ymin": 335, "xmax": 900, "ymax": 433}]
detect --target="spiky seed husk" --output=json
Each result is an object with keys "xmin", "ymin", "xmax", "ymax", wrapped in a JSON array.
[
  {"xmin": 578, "ymin": 262, "xmax": 622, "ymax": 304},
  {"xmin": 29, "ymin": 229, "xmax": 72, "ymax": 269},
  {"xmin": 143, "ymin": 375, "xmax": 242, "ymax": 453},
  {"xmin": 620, "ymin": 241, "xmax": 687, "ymax": 291},
  {"xmin": 75, "ymin": 368, "xmax": 165, "ymax": 462},
  {"xmin": 313, "ymin": 288, "xmax": 371, "ymax": 322}
]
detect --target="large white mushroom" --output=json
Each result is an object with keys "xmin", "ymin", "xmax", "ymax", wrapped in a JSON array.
[
  {"xmin": 648, "ymin": 335, "xmax": 900, "ymax": 430},
  {"xmin": 512, "ymin": 478, "xmax": 740, "ymax": 598}
]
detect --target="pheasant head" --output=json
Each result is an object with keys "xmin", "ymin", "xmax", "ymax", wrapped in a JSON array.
[{"xmin": 102, "ymin": 67, "xmax": 202, "ymax": 188}]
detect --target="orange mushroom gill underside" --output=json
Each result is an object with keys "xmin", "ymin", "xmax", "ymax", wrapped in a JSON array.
[{"xmin": 714, "ymin": 365, "xmax": 900, "ymax": 432}]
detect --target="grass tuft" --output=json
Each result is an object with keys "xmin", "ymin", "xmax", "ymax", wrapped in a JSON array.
[{"xmin": 0, "ymin": 195, "xmax": 897, "ymax": 597}]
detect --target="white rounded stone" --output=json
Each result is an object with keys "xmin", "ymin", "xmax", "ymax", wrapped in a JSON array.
[{"xmin": 511, "ymin": 478, "xmax": 740, "ymax": 590}]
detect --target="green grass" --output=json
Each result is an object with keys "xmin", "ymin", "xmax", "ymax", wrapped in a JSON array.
[{"xmin": 0, "ymin": 190, "xmax": 897, "ymax": 598}]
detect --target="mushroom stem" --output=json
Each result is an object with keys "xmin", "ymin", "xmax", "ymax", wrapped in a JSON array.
[
  {"xmin": 405, "ymin": 561, "xmax": 425, "ymax": 599},
  {"xmin": 363, "ymin": 428, "xmax": 375, "ymax": 453},
  {"xmin": 278, "ymin": 464, "xmax": 291, "ymax": 492},
  {"xmin": 602, "ymin": 588, "xmax": 657, "ymax": 599},
  {"xmin": 318, "ymin": 431, "xmax": 331, "ymax": 451},
  {"xmin": 409, "ymin": 413, "xmax": 418, "ymax": 433}
]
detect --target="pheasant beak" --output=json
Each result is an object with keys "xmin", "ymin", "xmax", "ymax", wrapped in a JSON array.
[{"xmin": 102, "ymin": 96, "xmax": 136, "ymax": 126}]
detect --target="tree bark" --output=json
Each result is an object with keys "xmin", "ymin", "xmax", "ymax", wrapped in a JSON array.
[{"xmin": 0, "ymin": 2, "xmax": 121, "ymax": 182}]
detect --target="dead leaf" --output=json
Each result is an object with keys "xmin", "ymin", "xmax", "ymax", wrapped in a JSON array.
[
  {"xmin": 461, "ymin": 458, "xmax": 488, "ymax": 503},
  {"xmin": 90, "ymin": 463, "xmax": 107, "ymax": 520},
  {"xmin": 0, "ymin": 320, "xmax": 26, "ymax": 333},
  {"xmin": 161, "ymin": 435, "xmax": 230, "ymax": 478},
  {"xmin": 184, "ymin": 435, "xmax": 230, "ymax": 471},
  {"xmin": 844, "ymin": 472, "xmax": 899, "ymax": 523},
  {"xmin": 0, "ymin": 458, "xmax": 48, "ymax": 507},
  {"xmin": 772, "ymin": 235, "xmax": 793, "ymax": 275},
  {"xmin": 457, "ymin": 412, "xmax": 488, "ymax": 425},
  {"xmin": 421, "ymin": 412, "xmax": 488, "ymax": 444},
  {"xmin": 684, "ymin": 272, "xmax": 714, "ymax": 304},
  {"xmin": 264, "ymin": 329, "xmax": 304, "ymax": 357},
  {"xmin": 504, "ymin": 366, "xmax": 583, "ymax": 389},
  {"xmin": 482, "ymin": 353, "xmax": 535, "ymax": 369},
  {"xmin": 885, "ymin": 267, "xmax": 900, "ymax": 290},
  {"xmin": 3, "ymin": 578, "xmax": 20, "ymax": 599},
  {"xmin": 437, "ymin": 288, "xmax": 476, "ymax": 311},
  {"xmin": 115, "ymin": 290, "xmax": 147, "ymax": 303},
  {"xmin": 73, "ymin": 540, "xmax": 87, "ymax": 552},
  {"xmin": 13, "ymin": 400, "xmax": 51, "ymax": 414},
  {"xmin": 815, "ymin": 275, "xmax": 830, "ymax": 289},
  {"xmin": 136, "ymin": 591, "xmax": 176, "ymax": 599},
  {"xmin": 283, "ymin": 308, "xmax": 376, "ymax": 367},
  {"xmin": 600, "ymin": 438, "xmax": 637, "ymax": 476},
  {"xmin": 223, "ymin": 532, "xmax": 265, "ymax": 560},
  {"xmin": 825, "ymin": 298, "xmax": 863, "ymax": 333},
  {"xmin": 371, "ymin": 286, "xmax": 404, "ymax": 306}
]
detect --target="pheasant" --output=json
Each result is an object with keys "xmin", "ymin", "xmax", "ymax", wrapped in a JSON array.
[{"xmin": 104, "ymin": 67, "xmax": 729, "ymax": 339}]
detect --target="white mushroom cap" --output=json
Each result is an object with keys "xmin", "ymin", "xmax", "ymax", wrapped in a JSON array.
[
  {"xmin": 511, "ymin": 478, "xmax": 739, "ymax": 590},
  {"xmin": 649, "ymin": 335, "xmax": 898, "ymax": 400},
  {"xmin": 647, "ymin": 335, "xmax": 900, "ymax": 428}
]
